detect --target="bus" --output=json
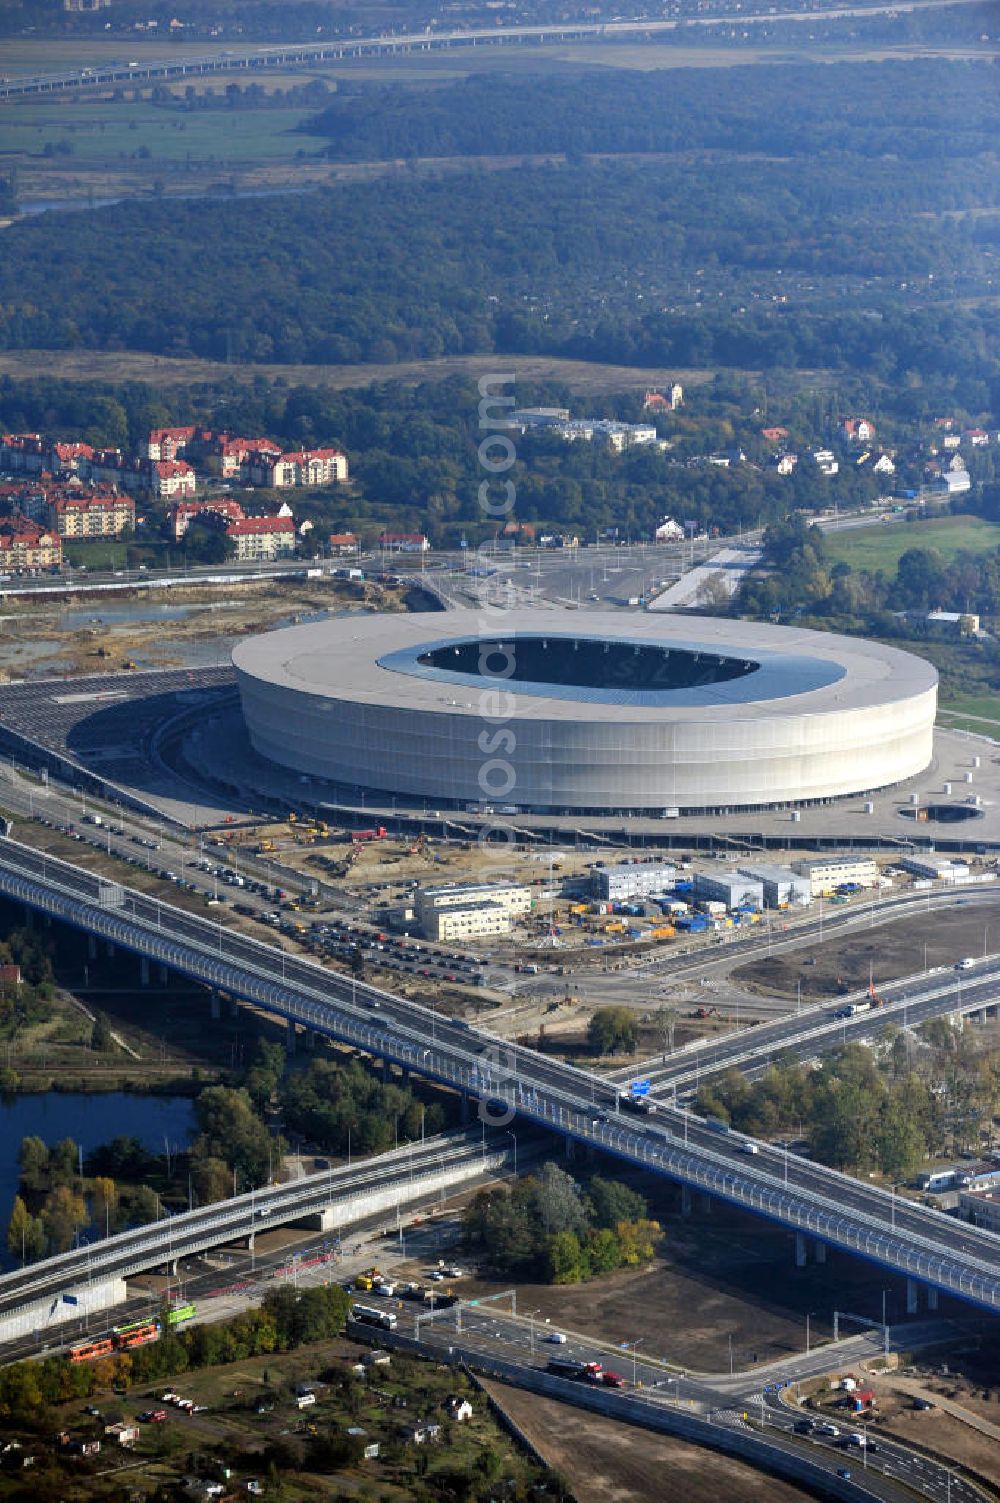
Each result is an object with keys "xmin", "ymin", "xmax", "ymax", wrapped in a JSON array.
[
  {"xmin": 68, "ymin": 1337, "xmax": 115, "ymax": 1364},
  {"xmin": 165, "ymin": 1303, "xmax": 197, "ymax": 1327},
  {"xmin": 351, "ymin": 1303, "xmax": 398, "ymax": 1331}
]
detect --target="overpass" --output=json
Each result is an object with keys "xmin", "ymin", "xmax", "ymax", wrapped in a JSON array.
[
  {"xmin": 0, "ymin": 835, "xmax": 998, "ymax": 1314},
  {"xmin": 608, "ymin": 953, "xmax": 1000, "ymax": 1096},
  {"xmin": 0, "ymin": 1128, "xmax": 518, "ymax": 1344}
]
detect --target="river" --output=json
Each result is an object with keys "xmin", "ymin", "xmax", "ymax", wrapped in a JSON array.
[{"xmin": 0, "ymin": 1091, "xmax": 195, "ymax": 1269}]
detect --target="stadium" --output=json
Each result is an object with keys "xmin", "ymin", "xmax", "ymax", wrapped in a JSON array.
[{"xmin": 232, "ymin": 611, "xmax": 938, "ymax": 815}]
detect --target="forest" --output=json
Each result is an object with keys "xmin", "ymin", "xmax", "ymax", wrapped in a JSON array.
[
  {"xmin": 0, "ymin": 56, "xmax": 996, "ymax": 379},
  {"xmin": 309, "ymin": 60, "xmax": 998, "ymax": 166}
]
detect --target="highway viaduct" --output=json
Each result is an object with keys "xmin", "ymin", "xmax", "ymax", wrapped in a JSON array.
[{"xmin": 0, "ymin": 834, "xmax": 998, "ymax": 1319}]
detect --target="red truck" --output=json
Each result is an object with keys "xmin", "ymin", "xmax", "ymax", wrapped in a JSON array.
[
  {"xmin": 352, "ymin": 827, "xmax": 388, "ymax": 843},
  {"xmin": 601, "ymin": 1371, "xmax": 625, "ymax": 1388}
]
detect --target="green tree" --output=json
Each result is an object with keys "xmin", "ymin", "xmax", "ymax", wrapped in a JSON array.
[
  {"xmin": 90, "ymin": 1011, "xmax": 114, "ymax": 1053},
  {"xmin": 587, "ymin": 1006, "xmax": 639, "ymax": 1056},
  {"xmin": 588, "ymin": 1175, "xmax": 647, "ymax": 1230},
  {"xmin": 40, "ymin": 1185, "xmax": 88, "ymax": 1253},
  {"xmin": 6, "ymin": 1195, "xmax": 42, "ymax": 1263},
  {"xmin": 546, "ymin": 1229, "xmax": 587, "ymax": 1284},
  {"xmin": 17, "ymin": 1135, "xmax": 49, "ymax": 1193}
]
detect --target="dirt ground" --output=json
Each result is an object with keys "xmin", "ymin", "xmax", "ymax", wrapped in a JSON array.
[
  {"xmin": 734, "ymin": 895, "xmax": 1000, "ymax": 1001},
  {"xmin": 480, "ymin": 1380, "xmax": 814, "ymax": 1503},
  {"xmin": 0, "ymin": 576, "xmax": 402, "ymax": 679}
]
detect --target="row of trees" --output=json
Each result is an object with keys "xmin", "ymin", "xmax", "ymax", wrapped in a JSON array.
[
  {"xmin": 463, "ymin": 1163, "xmax": 661, "ymax": 1283},
  {"xmin": 0, "ymin": 1282, "xmax": 352, "ymax": 1425}
]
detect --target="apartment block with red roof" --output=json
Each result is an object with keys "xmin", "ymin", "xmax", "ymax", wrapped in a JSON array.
[
  {"xmin": 146, "ymin": 426, "xmax": 199, "ymax": 462},
  {"xmin": 225, "ymin": 514, "xmax": 296, "ymax": 561},
  {"xmin": 171, "ymin": 498, "xmax": 246, "ymax": 541},
  {"xmin": 247, "ymin": 448, "xmax": 348, "ymax": 488},
  {"xmin": 0, "ymin": 520, "xmax": 62, "ymax": 573},
  {"xmin": 0, "ymin": 434, "xmax": 46, "ymax": 475},
  {"xmin": 53, "ymin": 491, "xmax": 135, "ymax": 539},
  {"xmin": 47, "ymin": 442, "xmax": 95, "ymax": 475},
  {"xmin": 148, "ymin": 460, "xmax": 197, "ymax": 499}
]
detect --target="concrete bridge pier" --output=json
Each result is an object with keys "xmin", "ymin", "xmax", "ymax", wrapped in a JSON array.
[
  {"xmin": 460, "ymin": 1094, "xmax": 471, "ymax": 1125},
  {"xmin": 795, "ymin": 1232, "xmax": 808, "ymax": 1268},
  {"xmin": 88, "ymin": 935, "xmax": 97, "ymax": 960},
  {"xmin": 139, "ymin": 956, "xmax": 150, "ymax": 987},
  {"xmin": 927, "ymin": 1286, "xmax": 939, "ymax": 1312},
  {"xmin": 699, "ymin": 1194, "xmax": 712, "ymax": 1215},
  {"xmin": 228, "ymin": 996, "xmax": 239, "ymax": 1020},
  {"xmin": 286, "ymin": 1019, "xmax": 296, "ymax": 1055},
  {"xmin": 906, "ymin": 1278, "xmax": 919, "ymax": 1315},
  {"xmin": 106, "ymin": 941, "xmax": 115, "ymax": 958},
  {"xmin": 210, "ymin": 991, "xmax": 221, "ymax": 1021},
  {"xmin": 814, "ymin": 1240, "xmax": 827, "ymax": 1264},
  {"xmin": 159, "ymin": 964, "xmax": 169, "ymax": 986},
  {"xmin": 680, "ymin": 1185, "xmax": 693, "ymax": 1218}
]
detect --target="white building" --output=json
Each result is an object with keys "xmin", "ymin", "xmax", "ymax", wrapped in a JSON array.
[
  {"xmin": 791, "ymin": 855, "xmax": 878, "ymax": 896},
  {"xmin": 736, "ymin": 863, "xmax": 812, "ymax": 908},
  {"xmin": 654, "ymin": 517, "xmax": 685, "ymax": 543},
  {"xmin": 813, "ymin": 449, "xmax": 839, "ymax": 477},
  {"xmin": 692, "ymin": 870, "xmax": 764, "ymax": 911},
  {"xmin": 591, "ymin": 862, "xmax": 676, "ymax": 903},
  {"xmin": 900, "ymin": 856, "xmax": 969, "ymax": 882},
  {"xmin": 421, "ymin": 901, "xmax": 512, "ymax": 942},
  {"xmin": 415, "ymin": 882, "xmax": 531, "ymax": 940}
]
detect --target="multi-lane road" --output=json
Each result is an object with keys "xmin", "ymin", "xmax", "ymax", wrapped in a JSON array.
[{"xmin": 1, "ymin": 835, "xmax": 999, "ymax": 1311}]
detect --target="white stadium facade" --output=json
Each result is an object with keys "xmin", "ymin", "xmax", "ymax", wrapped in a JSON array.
[{"xmin": 232, "ymin": 611, "xmax": 937, "ymax": 816}]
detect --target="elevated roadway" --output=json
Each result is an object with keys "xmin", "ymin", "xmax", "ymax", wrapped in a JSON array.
[
  {"xmin": 609, "ymin": 948, "xmax": 1000, "ymax": 1096},
  {"xmin": 0, "ymin": 1128, "xmax": 517, "ymax": 1342},
  {"xmin": 0, "ymin": 0, "xmax": 983, "ymax": 101},
  {"xmin": 0, "ymin": 835, "xmax": 998, "ymax": 1313}
]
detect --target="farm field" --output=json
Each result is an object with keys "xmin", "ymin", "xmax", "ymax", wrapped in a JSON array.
[{"xmin": 824, "ymin": 515, "xmax": 1000, "ymax": 574}]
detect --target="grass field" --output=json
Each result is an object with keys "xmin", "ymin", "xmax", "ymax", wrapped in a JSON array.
[
  {"xmin": 825, "ymin": 514, "xmax": 1000, "ymax": 573},
  {"xmin": 0, "ymin": 99, "xmax": 327, "ymax": 164},
  {"xmin": 937, "ymin": 693, "xmax": 1000, "ymax": 738}
]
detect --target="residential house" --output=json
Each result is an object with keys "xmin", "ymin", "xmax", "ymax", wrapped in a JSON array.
[
  {"xmin": 772, "ymin": 453, "xmax": 798, "ymax": 475},
  {"xmin": 149, "ymin": 460, "xmax": 197, "ymax": 499},
  {"xmin": 654, "ymin": 517, "xmax": 685, "ymax": 543},
  {"xmin": 378, "ymin": 532, "xmax": 430, "ymax": 553},
  {"xmin": 813, "ymin": 449, "xmax": 839, "ymax": 476},
  {"xmin": 872, "ymin": 453, "xmax": 896, "ymax": 475},
  {"xmin": 328, "ymin": 532, "xmax": 360, "ymax": 556},
  {"xmin": 942, "ymin": 434, "xmax": 962, "ymax": 451},
  {"xmin": 965, "ymin": 428, "xmax": 990, "ymax": 447},
  {"xmin": 225, "ymin": 514, "xmax": 296, "ymax": 562},
  {"xmin": 447, "ymin": 1397, "xmax": 474, "ymax": 1423},
  {"xmin": 643, "ymin": 383, "xmax": 683, "ymax": 411},
  {"xmin": 53, "ymin": 491, "xmax": 135, "ymax": 539},
  {"xmin": 841, "ymin": 418, "xmax": 875, "ymax": 443}
]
